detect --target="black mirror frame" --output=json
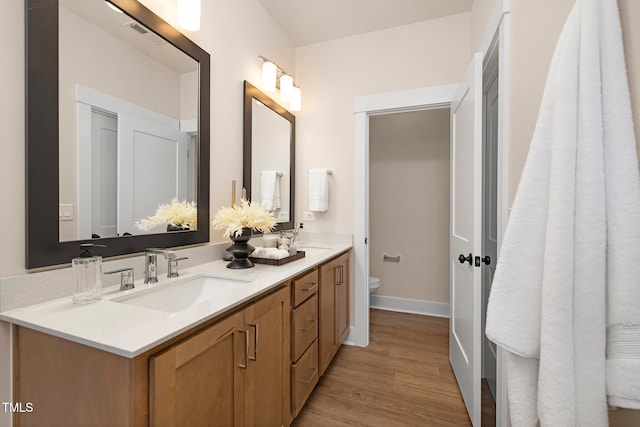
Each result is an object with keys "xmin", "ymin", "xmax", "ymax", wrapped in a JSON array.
[
  {"xmin": 25, "ymin": 0, "xmax": 210, "ymax": 269},
  {"xmin": 242, "ymin": 80, "xmax": 295, "ymax": 233}
]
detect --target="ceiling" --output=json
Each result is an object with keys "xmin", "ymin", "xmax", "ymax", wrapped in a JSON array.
[{"xmin": 257, "ymin": 0, "xmax": 474, "ymax": 47}]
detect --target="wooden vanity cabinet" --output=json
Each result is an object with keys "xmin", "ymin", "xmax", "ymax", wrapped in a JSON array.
[
  {"xmin": 13, "ymin": 285, "xmax": 290, "ymax": 427},
  {"xmin": 318, "ymin": 251, "xmax": 350, "ymax": 376},
  {"xmin": 149, "ymin": 311, "xmax": 245, "ymax": 426},
  {"xmin": 289, "ymin": 269, "xmax": 319, "ymax": 418},
  {"xmin": 150, "ymin": 285, "xmax": 290, "ymax": 427}
]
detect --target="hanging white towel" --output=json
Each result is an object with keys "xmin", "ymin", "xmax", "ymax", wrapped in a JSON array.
[
  {"xmin": 260, "ymin": 171, "xmax": 281, "ymax": 211},
  {"xmin": 308, "ymin": 169, "xmax": 329, "ymax": 212},
  {"xmin": 485, "ymin": 0, "xmax": 640, "ymax": 425}
]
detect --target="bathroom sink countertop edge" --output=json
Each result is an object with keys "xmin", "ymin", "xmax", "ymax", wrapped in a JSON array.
[{"xmin": 0, "ymin": 243, "xmax": 351, "ymax": 358}]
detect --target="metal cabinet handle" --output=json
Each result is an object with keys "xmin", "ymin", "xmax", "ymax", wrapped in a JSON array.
[
  {"xmin": 239, "ymin": 329, "xmax": 249, "ymax": 369},
  {"xmin": 335, "ymin": 265, "xmax": 344, "ymax": 285},
  {"xmin": 302, "ymin": 320, "xmax": 317, "ymax": 332},
  {"xmin": 301, "ymin": 368, "xmax": 318, "ymax": 384},
  {"xmin": 248, "ymin": 323, "xmax": 258, "ymax": 361},
  {"xmin": 302, "ymin": 283, "xmax": 318, "ymax": 293}
]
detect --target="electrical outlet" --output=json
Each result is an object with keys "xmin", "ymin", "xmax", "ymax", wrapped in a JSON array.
[{"xmin": 302, "ymin": 211, "xmax": 316, "ymax": 221}]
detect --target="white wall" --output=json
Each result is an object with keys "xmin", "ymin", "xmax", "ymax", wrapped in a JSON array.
[
  {"xmin": 294, "ymin": 13, "xmax": 472, "ymax": 236},
  {"xmin": 369, "ymin": 109, "xmax": 450, "ymax": 304}
]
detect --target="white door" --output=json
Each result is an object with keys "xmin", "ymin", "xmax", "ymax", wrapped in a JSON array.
[
  {"xmin": 118, "ymin": 115, "xmax": 189, "ymax": 235},
  {"xmin": 482, "ymin": 56, "xmax": 499, "ymax": 402},
  {"xmin": 450, "ymin": 52, "xmax": 483, "ymax": 426},
  {"xmin": 90, "ymin": 109, "xmax": 118, "ymax": 238}
]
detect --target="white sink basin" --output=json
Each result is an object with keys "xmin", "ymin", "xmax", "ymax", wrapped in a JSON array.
[
  {"xmin": 113, "ymin": 275, "xmax": 253, "ymax": 313},
  {"xmin": 297, "ymin": 246, "xmax": 331, "ymax": 256}
]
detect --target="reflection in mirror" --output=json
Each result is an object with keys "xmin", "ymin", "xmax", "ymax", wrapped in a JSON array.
[
  {"xmin": 243, "ymin": 81, "xmax": 295, "ymax": 232},
  {"xmin": 25, "ymin": 0, "xmax": 210, "ymax": 269},
  {"xmin": 58, "ymin": 0, "xmax": 199, "ymax": 241}
]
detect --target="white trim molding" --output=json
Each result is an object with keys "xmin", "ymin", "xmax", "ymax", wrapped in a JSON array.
[{"xmin": 370, "ymin": 296, "xmax": 449, "ymax": 318}]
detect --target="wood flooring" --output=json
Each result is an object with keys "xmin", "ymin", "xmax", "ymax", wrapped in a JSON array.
[{"xmin": 293, "ymin": 309, "xmax": 474, "ymax": 426}]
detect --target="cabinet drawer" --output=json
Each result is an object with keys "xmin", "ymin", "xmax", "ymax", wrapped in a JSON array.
[
  {"xmin": 292, "ymin": 294, "xmax": 318, "ymax": 361},
  {"xmin": 291, "ymin": 339, "xmax": 319, "ymax": 418},
  {"xmin": 291, "ymin": 269, "xmax": 319, "ymax": 307}
]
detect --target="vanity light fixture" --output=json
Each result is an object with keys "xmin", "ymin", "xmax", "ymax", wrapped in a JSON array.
[
  {"xmin": 262, "ymin": 61, "xmax": 278, "ymax": 92},
  {"xmin": 280, "ymin": 74, "xmax": 294, "ymax": 101},
  {"xmin": 289, "ymin": 87, "xmax": 302, "ymax": 112},
  {"xmin": 177, "ymin": 0, "xmax": 201, "ymax": 31},
  {"xmin": 259, "ymin": 56, "xmax": 302, "ymax": 111}
]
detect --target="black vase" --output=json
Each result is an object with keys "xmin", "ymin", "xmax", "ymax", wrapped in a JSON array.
[{"xmin": 226, "ymin": 227, "xmax": 255, "ymax": 269}]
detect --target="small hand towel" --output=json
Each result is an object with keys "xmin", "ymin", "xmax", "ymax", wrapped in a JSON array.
[
  {"xmin": 251, "ymin": 247, "xmax": 289, "ymax": 260},
  {"xmin": 260, "ymin": 171, "xmax": 281, "ymax": 211},
  {"xmin": 308, "ymin": 169, "xmax": 329, "ymax": 212}
]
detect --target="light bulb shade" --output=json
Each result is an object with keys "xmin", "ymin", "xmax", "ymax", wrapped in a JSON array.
[
  {"xmin": 280, "ymin": 74, "xmax": 294, "ymax": 101},
  {"xmin": 262, "ymin": 61, "xmax": 277, "ymax": 92},
  {"xmin": 177, "ymin": 0, "xmax": 201, "ymax": 31},
  {"xmin": 289, "ymin": 86, "xmax": 302, "ymax": 111}
]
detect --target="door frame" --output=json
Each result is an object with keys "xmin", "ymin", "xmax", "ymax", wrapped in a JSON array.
[{"xmin": 352, "ymin": 2, "xmax": 510, "ymax": 425}]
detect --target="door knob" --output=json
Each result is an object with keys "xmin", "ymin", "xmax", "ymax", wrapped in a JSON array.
[
  {"xmin": 474, "ymin": 255, "xmax": 491, "ymax": 267},
  {"xmin": 458, "ymin": 253, "xmax": 472, "ymax": 266}
]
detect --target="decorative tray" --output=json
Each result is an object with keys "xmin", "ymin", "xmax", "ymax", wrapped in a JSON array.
[{"xmin": 250, "ymin": 250, "xmax": 306, "ymax": 266}]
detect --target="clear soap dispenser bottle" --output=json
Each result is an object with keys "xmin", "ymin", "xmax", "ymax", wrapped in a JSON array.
[{"xmin": 72, "ymin": 243, "xmax": 105, "ymax": 305}]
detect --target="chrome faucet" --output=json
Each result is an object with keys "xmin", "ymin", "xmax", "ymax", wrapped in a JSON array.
[{"xmin": 144, "ymin": 248, "xmax": 176, "ymax": 284}]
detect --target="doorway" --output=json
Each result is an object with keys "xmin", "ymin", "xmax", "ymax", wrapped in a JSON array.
[{"xmin": 368, "ymin": 108, "xmax": 451, "ymax": 316}]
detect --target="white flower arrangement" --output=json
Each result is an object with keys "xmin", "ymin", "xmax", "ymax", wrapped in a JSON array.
[
  {"xmin": 211, "ymin": 199, "xmax": 276, "ymax": 238},
  {"xmin": 135, "ymin": 199, "xmax": 198, "ymax": 231}
]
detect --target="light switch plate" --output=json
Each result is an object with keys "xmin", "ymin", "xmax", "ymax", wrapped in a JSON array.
[
  {"xmin": 59, "ymin": 204, "xmax": 74, "ymax": 221},
  {"xmin": 277, "ymin": 211, "xmax": 289, "ymax": 220},
  {"xmin": 302, "ymin": 211, "xmax": 315, "ymax": 221}
]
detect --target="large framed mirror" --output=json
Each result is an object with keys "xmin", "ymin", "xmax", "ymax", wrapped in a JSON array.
[
  {"xmin": 243, "ymin": 81, "xmax": 295, "ymax": 233},
  {"xmin": 26, "ymin": 0, "xmax": 210, "ymax": 269}
]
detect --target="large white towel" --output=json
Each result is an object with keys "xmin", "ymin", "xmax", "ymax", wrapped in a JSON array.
[
  {"xmin": 260, "ymin": 171, "xmax": 281, "ymax": 211},
  {"xmin": 485, "ymin": 0, "xmax": 640, "ymax": 425},
  {"xmin": 308, "ymin": 169, "xmax": 329, "ymax": 212}
]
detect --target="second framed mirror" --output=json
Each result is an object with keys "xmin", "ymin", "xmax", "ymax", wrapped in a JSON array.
[{"xmin": 243, "ymin": 80, "xmax": 295, "ymax": 232}]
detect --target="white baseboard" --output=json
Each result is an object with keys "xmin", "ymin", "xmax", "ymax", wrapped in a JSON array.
[
  {"xmin": 342, "ymin": 326, "xmax": 357, "ymax": 346},
  {"xmin": 370, "ymin": 295, "xmax": 450, "ymax": 318}
]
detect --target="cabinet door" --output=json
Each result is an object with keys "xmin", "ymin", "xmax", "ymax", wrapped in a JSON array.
[
  {"xmin": 318, "ymin": 258, "xmax": 337, "ymax": 375},
  {"xmin": 243, "ymin": 286, "xmax": 290, "ymax": 427},
  {"xmin": 150, "ymin": 312, "xmax": 245, "ymax": 427},
  {"xmin": 335, "ymin": 252, "xmax": 350, "ymax": 345}
]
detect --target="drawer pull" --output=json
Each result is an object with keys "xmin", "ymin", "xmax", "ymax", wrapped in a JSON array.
[
  {"xmin": 302, "ymin": 320, "xmax": 317, "ymax": 332},
  {"xmin": 248, "ymin": 323, "xmax": 258, "ymax": 361},
  {"xmin": 301, "ymin": 368, "xmax": 318, "ymax": 384},
  {"xmin": 335, "ymin": 265, "xmax": 344, "ymax": 285},
  {"xmin": 302, "ymin": 283, "xmax": 318, "ymax": 293},
  {"xmin": 239, "ymin": 329, "xmax": 249, "ymax": 369}
]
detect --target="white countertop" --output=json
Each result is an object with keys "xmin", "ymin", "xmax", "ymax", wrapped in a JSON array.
[{"xmin": 0, "ymin": 243, "xmax": 351, "ymax": 358}]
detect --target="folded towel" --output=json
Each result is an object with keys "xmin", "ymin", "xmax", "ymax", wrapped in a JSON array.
[
  {"xmin": 251, "ymin": 247, "xmax": 290, "ymax": 260},
  {"xmin": 260, "ymin": 171, "xmax": 281, "ymax": 211},
  {"xmin": 486, "ymin": 0, "xmax": 640, "ymax": 423},
  {"xmin": 308, "ymin": 169, "xmax": 329, "ymax": 212}
]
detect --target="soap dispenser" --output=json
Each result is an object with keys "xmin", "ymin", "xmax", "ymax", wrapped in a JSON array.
[{"xmin": 72, "ymin": 243, "xmax": 105, "ymax": 305}]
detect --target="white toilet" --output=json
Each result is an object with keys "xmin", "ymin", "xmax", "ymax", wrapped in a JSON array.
[{"xmin": 369, "ymin": 276, "xmax": 381, "ymax": 295}]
